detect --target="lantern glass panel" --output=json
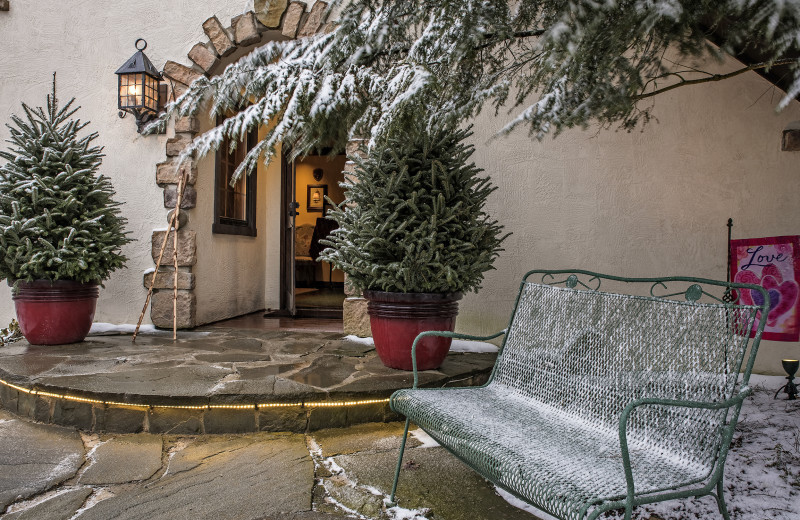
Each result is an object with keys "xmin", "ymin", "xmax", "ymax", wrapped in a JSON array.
[
  {"xmin": 144, "ymin": 74, "xmax": 159, "ymax": 112},
  {"xmin": 119, "ymin": 73, "xmax": 145, "ymax": 109}
]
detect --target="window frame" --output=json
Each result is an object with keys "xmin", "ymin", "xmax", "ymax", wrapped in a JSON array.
[{"xmin": 212, "ymin": 124, "xmax": 258, "ymax": 237}]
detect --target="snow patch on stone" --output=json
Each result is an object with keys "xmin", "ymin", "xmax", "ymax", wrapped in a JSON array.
[
  {"xmin": 449, "ymin": 339, "xmax": 498, "ymax": 353},
  {"xmin": 383, "ymin": 500, "xmax": 431, "ymax": 520},
  {"xmin": 5, "ymin": 486, "xmax": 85, "ymax": 514},
  {"xmin": 496, "ymin": 487, "xmax": 559, "ymax": 520},
  {"xmin": 69, "ymin": 487, "xmax": 115, "ymax": 520},
  {"xmin": 89, "ymin": 323, "xmax": 156, "ymax": 334},
  {"xmin": 409, "ymin": 428, "xmax": 439, "ymax": 448},
  {"xmin": 343, "ymin": 335, "xmax": 374, "ymax": 345}
]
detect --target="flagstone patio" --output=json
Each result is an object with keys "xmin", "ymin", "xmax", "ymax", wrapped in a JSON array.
[{"xmin": 0, "ymin": 320, "xmax": 496, "ymax": 434}]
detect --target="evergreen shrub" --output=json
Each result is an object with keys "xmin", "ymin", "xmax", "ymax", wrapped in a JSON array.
[
  {"xmin": 0, "ymin": 80, "xmax": 131, "ymax": 284},
  {"xmin": 320, "ymin": 123, "xmax": 507, "ymax": 294}
]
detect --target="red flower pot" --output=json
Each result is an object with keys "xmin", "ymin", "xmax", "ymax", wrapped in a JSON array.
[
  {"xmin": 11, "ymin": 280, "xmax": 99, "ymax": 345},
  {"xmin": 364, "ymin": 290, "xmax": 462, "ymax": 371}
]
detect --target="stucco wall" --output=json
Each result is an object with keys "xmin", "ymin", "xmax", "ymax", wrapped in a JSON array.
[
  {"xmin": 461, "ymin": 56, "xmax": 800, "ymax": 375},
  {"xmin": 191, "ymin": 119, "xmax": 271, "ymax": 326}
]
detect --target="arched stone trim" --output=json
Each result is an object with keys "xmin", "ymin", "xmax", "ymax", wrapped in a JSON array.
[{"xmin": 147, "ymin": 1, "xmax": 333, "ymax": 328}]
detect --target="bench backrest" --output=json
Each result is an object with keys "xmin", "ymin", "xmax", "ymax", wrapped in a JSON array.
[{"xmin": 492, "ymin": 271, "xmax": 766, "ymax": 474}]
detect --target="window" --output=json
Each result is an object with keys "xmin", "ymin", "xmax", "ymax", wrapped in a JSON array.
[{"xmin": 213, "ymin": 122, "xmax": 257, "ymax": 236}]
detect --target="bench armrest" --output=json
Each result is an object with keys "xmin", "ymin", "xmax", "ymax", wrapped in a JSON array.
[
  {"xmin": 411, "ymin": 330, "xmax": 506, "ymax": 388},
  {"xmin": 617, "ymin": 387, "xmax": 752, "ymax": 501}
]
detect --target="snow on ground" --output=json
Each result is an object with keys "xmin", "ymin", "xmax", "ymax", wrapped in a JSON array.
[
  {"xmin": 88, "ymin": 323, "xmax": 211, "ymax": 336},
  {"xmin": 89, "ymin": 323, "xmax": 157, "ymax": 335},
  {"xmin": 449, "ymin": 339, "xmax": 498, "ymax": 353},
  {"xmin": 528, "ymin": 375, "xmax": 799, "ymax": 520},
  {"xmin": 344, "ymin": 335, "xmax": 375, "ymax": 345},
  {"xmin": 342, "ymin": 335, "xmax": 498, "ymax": 353}
]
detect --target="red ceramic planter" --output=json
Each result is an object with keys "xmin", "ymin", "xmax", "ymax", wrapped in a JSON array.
[
  {"xmin": 11, "ymin": 280, "xmax": 99, "ymax": 345},
  {"xmin": 364, "ymin": 290, "xmax": 462, "ymax": 371}
]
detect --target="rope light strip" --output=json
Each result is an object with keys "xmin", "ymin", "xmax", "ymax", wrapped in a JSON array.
[{"xmin": 0, "ymin": 378, "xmax": 390, "ymax": 410}]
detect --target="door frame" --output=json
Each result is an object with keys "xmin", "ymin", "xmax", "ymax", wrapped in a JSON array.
[{"xmin": 279, "ymin": 150, "xmax": 296, "ymax": 315}]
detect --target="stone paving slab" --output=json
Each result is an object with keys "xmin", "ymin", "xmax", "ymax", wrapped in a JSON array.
[
  {"xmin": 78, "ymin": 434, "xmax": 163, "ymax": 485},
  {"xmin": 78, "ymin": 433, "xmax": 314, "ymax": 520},
  {"xmin": 0, "ymin": 412, "xmax": 84, "ymax": 510},
  {"xmin": 0, "ymin": 328, "xmax": 496, "ymax": 433},
  {"xmin": 0, "ymin": 412, "xmax": 548, "ymax": 520},
  {"xmin": 324, "ymin": 440, "xmax": 540, "ymax": 520},
  {"xmin": 2, "ymin": 487, "xmax": 93, "ymax": 520}
]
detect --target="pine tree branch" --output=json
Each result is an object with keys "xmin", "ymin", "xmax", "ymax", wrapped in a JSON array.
[{"xmin": 634, "ymin": 58, "xmax": 798, "ymax": 101}]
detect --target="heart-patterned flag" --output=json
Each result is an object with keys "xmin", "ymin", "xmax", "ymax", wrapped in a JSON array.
[{"xmin": 731, "ymin": 236, "xmax": 800, "ymax": 342}]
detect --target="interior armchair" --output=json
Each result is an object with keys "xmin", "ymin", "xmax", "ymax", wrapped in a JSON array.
[{"xmin": 295, "ymin": 224, "xmax": 316, "ymax": 287}]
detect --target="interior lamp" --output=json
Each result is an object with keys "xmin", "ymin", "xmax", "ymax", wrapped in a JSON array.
[{"xmin": 115, "ymin": 39, "xmax": 163, "ymax": 132}]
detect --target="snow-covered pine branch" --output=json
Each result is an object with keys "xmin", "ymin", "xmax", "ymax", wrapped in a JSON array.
[{"xmin": 151, "ymin": 0, "xmax": 800, "ymax": 174}]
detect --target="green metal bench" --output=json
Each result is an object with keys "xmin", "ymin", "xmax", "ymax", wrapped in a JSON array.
[{"xmin": 389, "ymin": 270, "xmax": 769, "ymax": 520}]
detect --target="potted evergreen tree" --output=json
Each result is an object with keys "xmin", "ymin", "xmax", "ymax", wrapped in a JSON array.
[
  {"xmin": 320, "ymin": 121, "xmax": 507, "ymax": 370},
  {"xmin": 0, "ymin": 78, "xmax": 131, "ymax": 345}
]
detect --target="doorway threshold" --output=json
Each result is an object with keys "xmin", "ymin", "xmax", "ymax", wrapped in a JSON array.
[{"xmin": 294, "ymin": 307, "xmax": 343, "ymax": 319}]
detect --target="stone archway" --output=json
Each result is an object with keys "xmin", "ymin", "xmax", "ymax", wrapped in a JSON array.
[{"xmin": 147, "ymin": 1, "xmax": 331, "ymax": 328}]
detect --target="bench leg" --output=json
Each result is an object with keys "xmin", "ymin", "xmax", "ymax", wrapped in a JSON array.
[
  {"xmin": 714, "ymin": 478, "xmax": 731, "ymax": 520},
  {"xmin": 388, "ymin": 417, "xmax": 411, "ymax": 507},
  {"xmin": 624, "ymin": 504, "xmax": 633, "ymax": 520}
]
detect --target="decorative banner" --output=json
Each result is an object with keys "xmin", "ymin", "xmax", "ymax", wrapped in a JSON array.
[{"xmin": 730, "ymin": 235, "xmax": 800, "ymax": 342}]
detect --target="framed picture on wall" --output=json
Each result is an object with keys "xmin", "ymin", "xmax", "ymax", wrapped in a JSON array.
[{"xmin": 307, "ymin": 184, "xmax": 327, "ymax": 212}]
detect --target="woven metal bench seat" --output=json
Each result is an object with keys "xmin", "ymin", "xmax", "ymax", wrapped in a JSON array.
[
  {"xmin": 394, "ymin": 385, "xmax": 713, "ymax": 520},
  {"xmin": 389, "ymin": 270, "xmax": 769, "ymax": 520}
]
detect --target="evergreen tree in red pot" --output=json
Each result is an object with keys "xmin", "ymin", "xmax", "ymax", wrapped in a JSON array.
[
  {"xmin": 320, "ymin": 119, "xmax": 507, "ymax": 370},
  {"xmin": 0, "ymin": 78, "xmax": 131, "ymax": 344}
]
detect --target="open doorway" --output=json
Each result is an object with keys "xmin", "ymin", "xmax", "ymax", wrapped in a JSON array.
[{"xmin": 279, "ymin": 151, "xmax": 347, "ymax": 318}]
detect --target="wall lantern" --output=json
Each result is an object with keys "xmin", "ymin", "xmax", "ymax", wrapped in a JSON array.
[{"xmin": 115, "ymin": 39, "xmax": 164, "ymax": 133}]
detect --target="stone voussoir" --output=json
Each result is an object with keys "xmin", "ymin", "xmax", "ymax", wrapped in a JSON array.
[
  {"xmin": 232, "ymin": 11, "xmax": 261, "ymax": 46},
  {"xmin": 151, "ymin": 290, "xmax": 197, "ymax": 329},
  {"xmin": 188, "ymin": 42, "xmax": 219, "ymax": 73},
  {"xmin": 203, "ymin": 15, "xmax": 236, "ymax": 57},
  {"xmin": 163, "ymin": 184, "xmax": 198, "ymax": 209},
  {"xmin": 163, "ymin": 60, "xmax": 204, "ymax": 86},
  {"xmin": 255, "ymin": 0, "xmax": 288, "ymax": 28},
  {"xmin": 143, "ymin": 269, "xmax": 195, "ymax": 290},
  {"xmin": 156, "ymin": 159, "xmax": 197, "ymax": 186},
  {"xmin": 151, "ymin": 229, "xmax": 197, "ymax": 266},
  {"xmin": 298, "ymin": 1, "xmax": 328, "ymax": 38},
  {"xmin": 281, "ymin": 2, "xmax": 306, "ymax": 38}
]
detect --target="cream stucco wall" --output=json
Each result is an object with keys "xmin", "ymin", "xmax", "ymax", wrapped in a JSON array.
[
  {"xmin": 191, "ymin": 119, "xmax": 272, "ymax": 325},
  {"xmin": 1, "ymin": 1, "xmax": 797, "ymax": 374},
  {"xmin": 459, "ymin": 57, "xmax": 800, "ymax": 375}
]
